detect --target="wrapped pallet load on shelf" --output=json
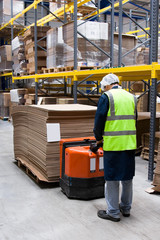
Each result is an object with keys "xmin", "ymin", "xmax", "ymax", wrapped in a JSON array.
[
  {"xmin": 136, "ymin": 37, "xmax": 160, "ymax": 65},
  {"xmin": 0, "ymin": 45, "xmax": 12, "ymax": 72},
  {"xmin": 46, "ymin": 22, "xmax": 137, "ymax": 69},
  {"xmin": 12, "ymin": 36, "xmax": 27, "ymax": 76},
  {"xmin": 112, "ymin": 33, "xmax": 137, "ymax": 66},
  {"xmin": 47, "ymin": 27, "xmax": 64, "ymax": 68},
  {"xmin": 63, "ymin": 20, "xmax": 110, "ymax": 67},
  {"xmin": 0, "ymin": 0, "xmax": 24, "ymax": 25}
]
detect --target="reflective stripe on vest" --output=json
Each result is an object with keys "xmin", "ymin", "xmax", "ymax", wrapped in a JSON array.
[
  {"xmin": 104, "ymin": 130, "xmax": 136, "ymax": 136},
  {"xmin": 103, "ymin": 89, "xmax": 137, "ymax": 151},
  {"xmin": 106, "ymin": 90, "xmax": 137, "ymax": 121}
]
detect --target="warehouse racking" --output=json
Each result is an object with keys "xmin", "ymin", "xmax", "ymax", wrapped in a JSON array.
[{"xmin": 0, "ymin": 0, "xmax": 159, "ymax": 181}]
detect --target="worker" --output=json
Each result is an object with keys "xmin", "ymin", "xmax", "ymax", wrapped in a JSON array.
[{"xmin": 92, "ymin": 73, "xmax": 137, "ymax": 222}]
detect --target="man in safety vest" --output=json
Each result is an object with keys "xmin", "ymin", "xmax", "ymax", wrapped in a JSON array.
[{"xmin": 93, "ymin": 73, "xmax": 137, "ymax": 222}]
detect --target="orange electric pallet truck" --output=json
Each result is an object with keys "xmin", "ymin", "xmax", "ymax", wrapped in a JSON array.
[{"xmin": 60, "ymin": 137, "xmax": 104, "ymax": 200}]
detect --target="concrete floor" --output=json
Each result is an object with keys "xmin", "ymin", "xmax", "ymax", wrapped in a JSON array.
[{"xmin": 0, "ymin": 121, "xmax": 160, "ymax": 240}]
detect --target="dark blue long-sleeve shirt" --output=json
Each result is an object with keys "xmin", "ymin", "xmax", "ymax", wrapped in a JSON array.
[
  {"xmin": 93, "ymin": 86, "xmax": 136, "ymax": 181},
  {"xmin": 93, "ymin": 93, "xmax": 109, "ymax": 141}
]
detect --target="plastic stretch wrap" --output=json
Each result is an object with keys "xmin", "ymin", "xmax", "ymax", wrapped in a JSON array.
[
  {"xmin": 49, "ymin": 2, "xmax": 63, "ymax": 12},
  {"xmin": 0, "ymin": 0, "xmax": 24, "ymax": 25},
  {"xmin": 0, "ymin": 45, "xmax": 12, "ymax": 72},
  {"xmin": 47, "ymin": 28, "xmax": 64, "ymax": 68},
  {"xmin": 105, "ymin": 44, "xmax": 136, "ymax": 67},
  {"xmin": 0, "ymin": 92, "xmax": 10, "ymax": 118},
  {"xmin": 136, "ymin": 37, "xmax": 160, "ymax": 65},
  {"xmin": 47, "ymin": 22, "xmax": 137, "ymax": 68},
  {"xmin": 62, "ymin": 21, "xmax": 110, "ymax": 67},
  {"xmin": 12, "ymin": 36, "xmax": 27, "ymax": 76}
]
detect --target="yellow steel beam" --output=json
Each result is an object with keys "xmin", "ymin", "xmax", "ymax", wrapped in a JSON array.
[
  {"xmin": 13, "ymin": 75, "xmax": 36, "ymax": 80},
  {"xmin": 68, "ymin": 0, "xmax": 91, "ymax": 13},
  {"xmin": 126, "ymin": 25, "xmax": 160, "ymax": 38},
  {"xmin": 36, "ymin": 0, "xmax": 87, "ymax": 26},
  {"xmin": 73, "ymin": 65, "xmax": 153, "ymax": 78},
  {"xmin": 0, "ymin": 0, "xmax": 43, "ymax": 31},
  {"xmin": 126, "ymin": 27, "xmax": 150, "ymax": 35},
  {"xmin": 79, "ymin": 0, "xmax": 130, "ymax": 20},
  {"xmin": 0, "ymin": 72, "xmax": 12, "ymax": 77},
  {"xmin": 43, "ymin": 84, "xmax": 96, "ymax": 87},
  {"xmin": 13, "ymin": 64, "xmax": 160, "ymax": 83},
  {"xmin": 137, "ymin": 30, "xmax": 160, "ymax": 39}
]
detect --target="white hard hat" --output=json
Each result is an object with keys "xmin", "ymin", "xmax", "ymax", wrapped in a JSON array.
[{"xmin": 100, "ymin": 74, "xmax": 119, "ymax": 91}]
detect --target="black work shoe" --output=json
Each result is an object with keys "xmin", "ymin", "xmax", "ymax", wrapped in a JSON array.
[
  {"xmin": 97, "ymin": 210, "xmax": 120, "ymax": 222},
  {"xmin": 119, "ymin": 208, "xmax": 130, "ymax": 217}
]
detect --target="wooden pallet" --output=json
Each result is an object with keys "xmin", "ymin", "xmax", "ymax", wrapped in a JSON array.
[
  {"xmin": 42, "ymin": 66, "xmax": 101, "ymax": 74},
  {"xmin": 0, "ymin": 69, "xmax": 12, "ymax": 74},
  {"xmin": 141, "ymin": 147, "xmax": 158, "ymax": 162},
  {"xmin": 16, "ymin": 157, "xmax": 59, "ymax": 186}
]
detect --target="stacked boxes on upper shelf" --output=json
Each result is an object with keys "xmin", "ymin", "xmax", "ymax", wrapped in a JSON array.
[
  {"xmin": 46, "ymin": 21, "xmax": 137, "ymax": 69},
  {"xmin": 0, "ymin": 92, "xmax": 10, "ymax": 119},
  {"xmin": 0, "ymin": 0, "xmax": 24, "ymax": 25},
  {"xmin": 47, "ymin": 28, "xmax": 64, "ymax": 68},
  {"xmin": 12, "ymin": 36, "xmax": 27, "ymax": 76},
  {"xmin": 0, "ymin": 45, "xmax": 12, "ymax": 72},
  {"xmin": 62, "ymin": 20, "xmax": 110, "ymax": 67},
  {"xmin": 23, "ymin": 26, "xmax": 50, "ymax": 74}
]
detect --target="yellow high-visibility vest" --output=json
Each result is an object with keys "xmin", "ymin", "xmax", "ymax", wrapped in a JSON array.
[{"xmin": 103, "ymin": 88, "xmax": 137, "ymax": 151}]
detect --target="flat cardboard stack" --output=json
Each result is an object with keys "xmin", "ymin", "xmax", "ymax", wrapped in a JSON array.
[
  {"xmin": 136, "ymin": 112, "xmax": 160, "ymax": 152},
  {"xmin": 56, "ymin": 97, "xmax": 99, "ymax": 106},
  {"xmin": 24, "ymin": 94, "xmax": 57, "ymax": 105},
  {"xmin": 141, "ymin": 132, "xmax": 160, "ymax": 162},
  {"xmin": 136, "ymin": 38, "xmax": 160, "ymax": 65},
  {"xmin": 24, "ymin": 26, "xmax": 50, "ymax": 74},
  {"xmin": 12, "ymin": 104, "xmax": 97, "ymax": 182},
  {"xmin": 0, "ymin": 92, "xmax": 10, "ymax": 118},
  {"xmin": 136, "ymin": 47, "xmax": 149, "ymax": 65},
  {"xmin": 135, "ymin": 92, "xmax": 148, "ymax": 112},
  {"xmin": 113, "ymin": 33, "xmax": 137, "ymax": 66},
  {"xmin": 153, "ymin": 142, "xmax": 160, "ymax": 185},
  {"xmin": 0, "ymin": 45, "xmax": 12, "ymax": 72},
  {"xmin": 63, "ymin": 21, "xmax": 110, "ymax": 67}
]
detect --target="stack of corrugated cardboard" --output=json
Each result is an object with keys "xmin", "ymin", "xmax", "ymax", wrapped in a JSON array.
[
  {"xmin": 0, "ymin": 0, "xmax": 24, "ymax": 25},
  {"xmin": 136, "ymin": 112, "xmax": 160, "ymax": 153},
  {"xmin": 141, "ymin": 132, "xmax": 160, "ymax": 162},
  {"xmin": 0, "ymin": 92, "xmax": 10, "ymax": 118},
  {"xmin": 12, "ymin": 36, "xmax": 27, "ymax": 76},
  {"xmin": 135, "ymin": 92, "xmax": 148, "ymax": 112},
  {"xmin": 136, "ymin": 47, "xmax": 149, "ymax": 65},
  {"xmin": 24, "ymin": 26, "xmax": 50, "ymax": 74},
  {"xmin": 125, "ymin": 81, "xmax": 148, "ymax": 112},
  {"xmin": 47, "ymin": 28, "xmax": 64, "ymax": 68},
  {"xmin": 62, "ymin": 21, "xmax": 110, "ymax": 67},
  {"xmin": 56, "ymin": 97, "xmax": 99, "ymax": 106},
  {"xmin": 24, "ymin": 93, "xmax": 57, "ymax": 105},
  {"xmin": 153, "ymin": 142, "xmax": 160, "ymax": 185},
  {"xmin": 0, "ymin": 45, "xmax": 12, "ymax": 72},
  {"xmin": 136, "ymin": 38, "xmax": 160, "ymax": 65},
  {"xmin": 12, "ymin": 104, "xmax": 97, "ymax": 182}
]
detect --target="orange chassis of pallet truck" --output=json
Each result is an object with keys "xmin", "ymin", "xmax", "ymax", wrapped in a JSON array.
[{"xmin": 59, "ymin": 137, "xmax": 104, "ymax": 200}]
